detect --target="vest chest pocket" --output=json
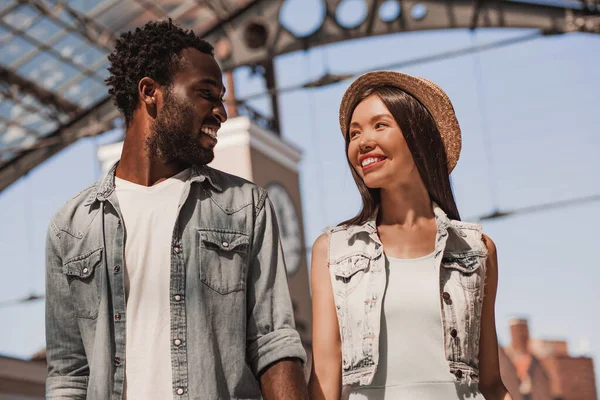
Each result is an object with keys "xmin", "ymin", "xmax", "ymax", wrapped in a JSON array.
[
  {"xmin": 330, "ymin": 254, "xmax": 370, "ymax": 298},
  {"xmin": 442, "ymin": 255, "xmax": 483, "ymax": 292},
  {"xmin": 198, "ymin": 229, "xmax": 249, "ymax": 294},
  {"xmin": 62, "ymin": 248, "xmax": 103, "ymax": 320}
]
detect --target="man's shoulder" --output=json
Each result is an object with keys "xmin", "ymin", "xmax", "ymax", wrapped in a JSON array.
[
  {"xmin": 205, "ymin": 166, "xmax": 267, "ymax": 209},
  {"xmin": 49, "ymin": 181, "xmax": 100, "ymax": 237}
]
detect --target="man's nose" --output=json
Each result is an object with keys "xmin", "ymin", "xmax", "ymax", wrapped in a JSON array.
[{"xmin": 213, "ymin": 104, "xmax": 227, "ymax": 124}]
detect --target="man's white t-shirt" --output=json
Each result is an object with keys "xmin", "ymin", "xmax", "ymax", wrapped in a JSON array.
[{"xmin": 115, "ymin": 168, "xmax": 190, "ymax": 400}]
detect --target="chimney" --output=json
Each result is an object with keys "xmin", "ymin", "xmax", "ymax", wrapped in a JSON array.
[{"xmin": 510, "ymin": 317, "xmax": 530, "ymax": 355}]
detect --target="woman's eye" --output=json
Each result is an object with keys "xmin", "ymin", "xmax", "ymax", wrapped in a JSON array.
[
  {"xmin": 375, "ymin": 122, "xmax": 386, "ymax": 129},
  {"xmin": 350, "ymin": 130, "xmax": 360, "ymax": 138}
]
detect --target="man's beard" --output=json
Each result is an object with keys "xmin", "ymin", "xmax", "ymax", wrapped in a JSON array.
[{"xmin": 146, "ymin": 91, "xmax": 215, "ymax": 166}]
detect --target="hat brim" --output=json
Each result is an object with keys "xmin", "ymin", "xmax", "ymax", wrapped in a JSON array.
[{"xmin": 339, "ymin": 71, "xmax": 461, "ymax": 173}]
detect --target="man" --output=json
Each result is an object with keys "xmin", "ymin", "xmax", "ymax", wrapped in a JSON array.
[{"xmin": 45, "ymin": 20, "xmax": 308, "ymax": 399}]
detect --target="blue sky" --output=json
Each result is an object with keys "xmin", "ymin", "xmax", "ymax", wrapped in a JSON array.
[{"xmin": 1, "ymin": 4, "xmax": 599, "ymax": 391}]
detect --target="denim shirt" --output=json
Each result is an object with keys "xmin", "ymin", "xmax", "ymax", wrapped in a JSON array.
[
  {"xmin": 325, "ymin": 204, "xmax": 487, "ymax": 387},
  {"xmin": 45, "ymin": 162, "xmax": 306, "ymax": 399}
]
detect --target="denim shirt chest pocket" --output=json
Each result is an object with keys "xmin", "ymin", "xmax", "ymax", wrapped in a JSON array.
[
  {"xmin": 330, "ymin": 253, "xmax": 371, "ymax": 298},
  {"xmin": 62, "ymin": 247, "xmax": 103, "ymax": 319},
  {"xmin": 198, "ymin": 228, "xmax": 249, "ymax": 294},
  {"xmin": 441, "ymin": 253, "xmax": 484, "ymax": 292}
]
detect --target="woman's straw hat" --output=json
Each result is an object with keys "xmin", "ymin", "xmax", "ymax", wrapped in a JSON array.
[{"xmin": 339, "ymin": 71, "xmax": 462, "ymax": 172}]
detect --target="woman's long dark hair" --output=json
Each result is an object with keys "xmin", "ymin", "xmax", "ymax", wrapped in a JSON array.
[{"xmin": 340, "ymin": 85, "xmax": 461, "ymax": 226}]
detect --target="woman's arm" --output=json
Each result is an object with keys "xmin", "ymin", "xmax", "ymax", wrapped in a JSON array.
[
  {"xmin": 308, "ymin": 233, "xmax": 343, "ymax": 400},
  {"xmin": 478, "ymin": 234, "xmax": 512, "ymax": 400}
]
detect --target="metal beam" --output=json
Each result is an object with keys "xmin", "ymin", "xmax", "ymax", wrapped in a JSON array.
[
  {"xmin": 201, "ymin": 0, "xmax": 600, "ymax": 71},
  {"xmin": 0, "ymin": 114, "xmax": 40, "ymax": 139},
  {"xmin": 24, "ymin": 0, "xmax": 117, "ymax": 51},
  {"xmin": 0, "ymin": 65, "xmax": 81, "ymax": 117},
  {"xmin": 0, "ymin": 88, "xmax": 57, "ymax": 122},
  {"xmin": 0, "ymin": 97, "xmax": 119, "ymax": 192},
  {"xmin": 0, "ymin": 0, "xmax": 22, "ymax": 20},
  {"xmin": 8, "ymin": 0, "xmax": 120, "ymax": 71},
  {"xmin": 0, "ymin": 19, "xmax": 105, "ymax": 81},
  {"xmin": 131, "ymin": 0, "xmax": 171, "ymax": 19}
]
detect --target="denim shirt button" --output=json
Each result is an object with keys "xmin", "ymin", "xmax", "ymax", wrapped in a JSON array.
[
  {"xmin": 114, "ymin": 357, "xmax": 121, "ymax": 366},
  {"xmin": 114, "ymin": 313, "xmax": 121, "ymax": 321},
  {"xmin": 176, "ymin": 388, "xmax": 184, "ymax": 395},
  {"xmin": 114, "ymin": 265, "xmax": 121, "ymax": 273},
  {"xmin": 174, "ymin": 295, "xmax": 183, "ymax": 302},
  {"xmin": 82, "ymin": 267, "xmax": 89, "ymax": 274},
  {"xmin": 174, "ymin": 339, "xmax": 182, "ymax": 346},
  {"xmin": 222, "ymin": 241, "xmax": 229, "ymax": 248}
]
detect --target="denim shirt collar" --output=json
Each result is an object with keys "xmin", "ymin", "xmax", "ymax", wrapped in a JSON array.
[{"xmin": 84, "ymin": 161, "xmax": 222, "ymax": 206}]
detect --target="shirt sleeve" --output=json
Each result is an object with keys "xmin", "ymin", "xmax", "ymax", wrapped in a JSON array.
[
  {"xmin": 45, "ymin": 221, "xmax": 89, "ymax": 398},
  {"xmin": 245, "ymin": 192, "xmax": 307, "ymax": 377}
]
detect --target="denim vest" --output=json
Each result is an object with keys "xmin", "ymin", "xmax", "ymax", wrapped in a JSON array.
[{"xmin": 325, "ymin": 204, "xmax": 487, "ymax": 387}]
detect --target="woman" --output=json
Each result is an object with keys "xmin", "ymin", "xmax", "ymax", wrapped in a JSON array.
[{"xmin": 309, "ymin": 71, "xmax": 511, "ymax": 400}]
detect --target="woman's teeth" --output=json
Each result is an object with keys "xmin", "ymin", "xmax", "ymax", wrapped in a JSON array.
[{"xmin": 361, "ymin": 157, "xmax": 385, "ymax": 167}]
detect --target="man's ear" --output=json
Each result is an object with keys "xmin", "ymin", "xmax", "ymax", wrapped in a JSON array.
[{"xmin": 138, "ymin": 77, "xmax": 158, "ymax": 106}]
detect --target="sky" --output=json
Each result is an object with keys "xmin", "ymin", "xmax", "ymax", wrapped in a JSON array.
[{"xmin": 1, "ymin": 0, "xmax": 599, "ymax": 392}]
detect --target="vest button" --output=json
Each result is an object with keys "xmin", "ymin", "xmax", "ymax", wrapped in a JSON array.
[
  {"xmin": 455, "ymin": 370, "xmax": 463, "ymax": 379},
  {"xmin": 442, "ymin": 292, "xmax": 451, "ymax": 302},
  {"xmin": 451, "ymin": 328, "xmax": 458, "ymax": 338}
]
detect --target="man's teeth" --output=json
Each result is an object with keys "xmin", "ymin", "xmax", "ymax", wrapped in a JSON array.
[
  {"xmin": 361, "ymin": 157, "xmax": 385, "ymax": 167},
  {"xmin": 201, "ymin": 126, "xmax": 218, "ymax": 139}
]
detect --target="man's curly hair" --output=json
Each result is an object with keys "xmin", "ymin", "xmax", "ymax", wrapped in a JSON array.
[{"xmin": 106, "ymin": 19, "xmax": 214, "ymax": 125}]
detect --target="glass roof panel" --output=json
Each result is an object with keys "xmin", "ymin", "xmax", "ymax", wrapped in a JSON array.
[
  {"xmin": 94, "ymin": 60, "xmax": 111, "ymax": 80},
  {"xmin": 36, "ymin": 120, "xmax": 60, "ymax": 137},
  {"xmin": 97, "ymin": 1, "xmax": 145, "ymax": 33},
  {"xmin": 0, "ymin": 96, "xmax": 17, "ymax": 121},
  {"xmin": 53, "ymin": 32, "xmax": 107, "ymax": 68},
  {"xmin": 67, "ymin": 0, "xmax": 108, "ymax": 15},
  {"xmin": 16, "ymin": 50, "xmax": 85, "ymax": 91},
  {"xmin": 19, "ymin": 94, "xmax": 63, "ymax": 120},
  {"xmin": 0, "ymin": 123, "xmax": 34, "ymax": 148},
  {"xmin": 1, "ymin": 30, "xmax": 37, "ymax": 66},
  {"xmin": 6, "ymin": 103, "xmax": 60, "ymax": 140},
  {"xmin": 53, "ymin": 6, "xmax": 78, "ymax": 27},
  {"xmin": 2, "ymin": 4, "xmax": 39, "ymax": 32},
  {"xmin": 26, "ymin": 14, "xmax": 64, "ymax": 45},
  {"xmin": 0, "ymin": 24, "xmax": 11, "ymax": 44},
  {"xmin": 63, "ymin": 77, "xmax": 107, "ymax": 106}
]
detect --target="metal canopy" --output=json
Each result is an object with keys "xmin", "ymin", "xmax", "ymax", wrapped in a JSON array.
[{"xmin": 0, "ymin": 0, "xmax": 599, "ymax": 192}]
